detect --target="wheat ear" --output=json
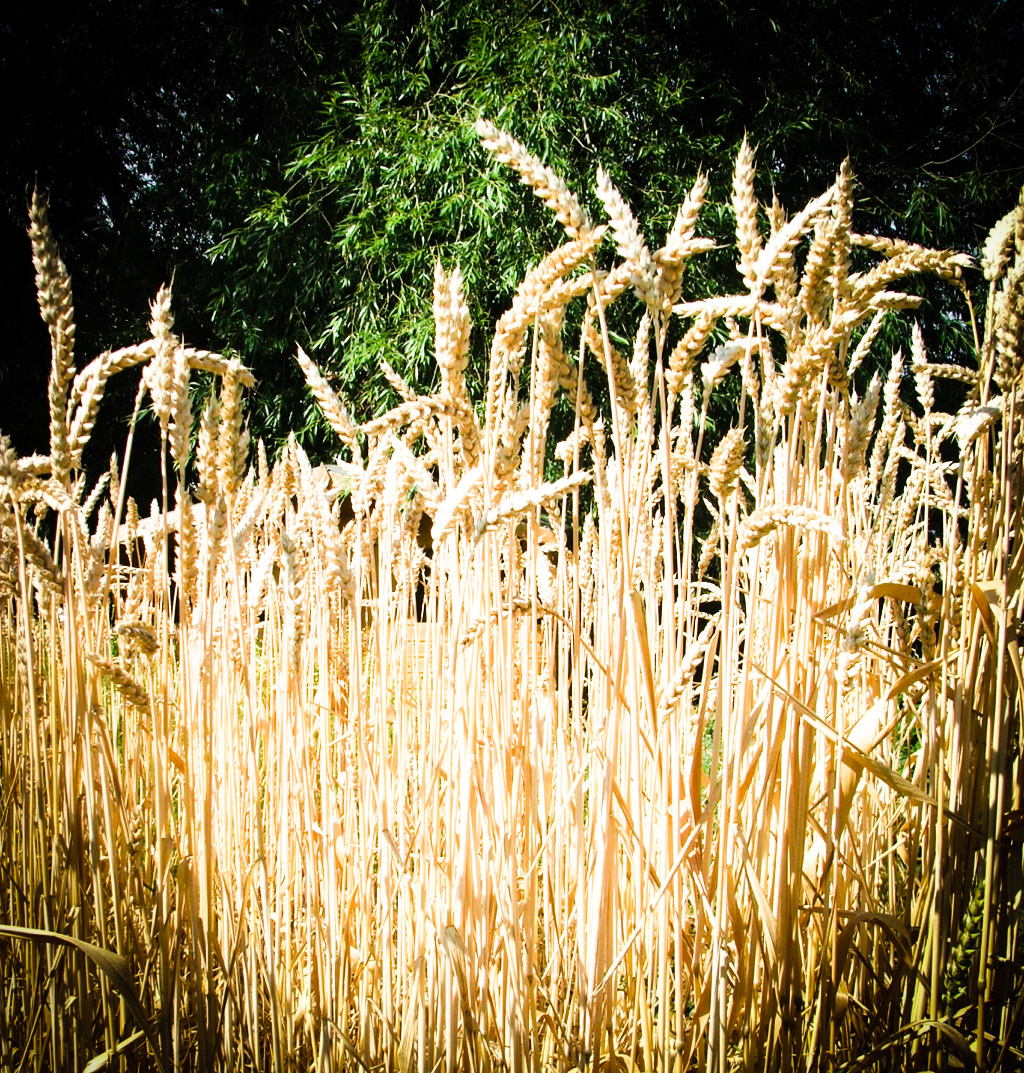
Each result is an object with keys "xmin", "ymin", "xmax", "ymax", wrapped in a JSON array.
[
  {"xmin": 732, "ymin": 137, "xmax": 763, "ymax": 294},
  {"xmin": 595, "ymin": 166, "xmax": 656, "ymax": 307},
  {"xmin": 476, "ymin": 118, "xmax": 592, "ymax": 240},
  {"xmin": 29, "ymin": 191, "xmax": 75, "ymax": 486},
  {"xmin": 655, "ymin": 172, "xmax": 714, "ymax": 311},
  {"xmin": 143, "ymin": 284, "xmax": 176, "ymax": 436},
  {"xmin": 474, "ymin": 471, "xmax": 591, "ymax": 541},
  {"xmin": 295, "ymin": 346, "xmax": 362, "ymax": 460}
]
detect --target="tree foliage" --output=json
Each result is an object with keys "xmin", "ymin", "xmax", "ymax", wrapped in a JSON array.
[
  {"xmin": 3, "ymin": 0, "xmax": 1022, "ymax": 468},
  {"xmin": 205, "ymin": 0, "xmax": 1024, "ymax": 455}
]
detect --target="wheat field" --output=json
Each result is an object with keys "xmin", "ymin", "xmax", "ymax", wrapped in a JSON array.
[{"xmin": 1, "ymin": 123, "xmax": 1022, "ymax": 1071}]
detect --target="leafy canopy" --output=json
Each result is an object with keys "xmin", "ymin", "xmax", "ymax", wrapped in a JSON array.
[
  {"xmin": 206, "ymin": 0, "xmax": 1024, "ymax": 457},
  {"xmin": 4, "ymin": 0, "xmax": 1022, "ymax": 470}
]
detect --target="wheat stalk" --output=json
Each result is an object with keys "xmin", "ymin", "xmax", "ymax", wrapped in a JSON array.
[{"xmin": 2, "ymin": 130, "xmax": 1019, "ymax": 1073}]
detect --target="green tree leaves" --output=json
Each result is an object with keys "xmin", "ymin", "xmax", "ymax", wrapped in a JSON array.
[
  {"xmin": 5, "ymin": 0, "xmax": 1022, "ymax": 470},
  {"xmin": 199, "ymin": 1, "xmax": 1022, "ymax": 458}
]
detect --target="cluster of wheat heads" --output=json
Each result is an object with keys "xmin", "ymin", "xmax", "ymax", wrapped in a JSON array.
[{"xmin": 1, "ymin": 131, "xmax": 1022, "ymax": 1072}]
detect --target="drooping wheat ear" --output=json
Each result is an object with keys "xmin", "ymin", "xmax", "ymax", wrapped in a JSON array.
[
  {"xmin": 696, "ymin": 514, "xmax": 721, "ymax": 578},
  {"xmin": 993, "ymin": 266, "xmax": 1024, "ymax": 392},
  {"xmin": 989, "ymin": 198, "xmax": 1024, "ymax": 390},
  {"xmin": 0, "ymin": 538, "xmax": 16, "ymax": 597},
  {"xmin": 953, "ymin": 397, "xmax": 1001, "ymax": 452},
  {"xmin": 943, "ymin": 865, "xmax": 986, "ymax": 1010},
  {"xmin": 487, "ymin": 227, "xmax": 607, "ymax": 436},
  {"xmin": 734, "ymin": 502, "xmax": 845, "ymax": 559},
  {"xmin": 555, "ymin": 321, "xmax": 582, "ymax": 404},
  {"xmin": 352, "ymin": 434, "xmax": 391, "ymax": 518},
  {"xmin": 295, "ymin": 346, "xmax": 362, "ymax": 460},
  {"xmin": 595, "ymin": 166, "xmax": 657, "ymax": 306},
  {"xmin": 390, "ymin": 435, "xmax": 440, "ymax": 512},
  {"xmin": 183, "ymin": 347, "xmax": 255, "ymax": 386},
  {"xmin": 474, "ymin": 470, "xmax": 591, "ymax": 541},
  {"xmin": 708, "ymin": 427, "xmax": 746, "ymax": 506},
  {"xmin": 896, "ymin": 394, "xmax": 928, "ymax": 451},
  {"xmin": 67, "ymin": 358, "xmax": 109, "ymax": 470},
  {"xmin": 378, "ymin": 447, "xmax": 411, "ymax": 562},
  {"xmin": 534, "ymin": 545, "xmax": 558, "ymax": 606},
  {"xmin": 659, "ymin": 613, "xmax": 720, "ymax": 722},
  {"xmin": 434, "ymin": 261, "xmax": 471, "ymax": 385},
  {"xmin": 67, "ymin": 343, "xmax": 157, "ymax": 468},
  {"xmin": 655, "ymin": 173, "xmax": 714, "ymax": 311},
  {"xmin": 982, "ymin": 199, "xmax": 1022, "ymax": 283},
  {"xmin": 269, "ymin": 436, "xmax": 295, "ymax": 509},
  {"xmin": 732, "ymin": 137, "xmax": 763, "ymax": 294},
  {"xmin": 632, "ymin": 313, "xmax": 655, "ymax": 468},
  {"xmin": 772, "ymin": 340, "xmax": 830, "ymax": 420},
  {"xmin": 256, "ymin": 437, "xmax": 270, "ymax": 490},
  {"xmin": 868, "ymin": 348, "xmax": 905, "ymax": 487},
  {"xmin": 217, "ymin": 359, "xmax": 249, "ymax": 498},
  {"xmin": 667, "ymin": 309, "xmax": 716, "ymax": 400},
  {"xmin": 555, "ymin": 420, "xmax": 597, "ymax": 469},
  {"xmin": 492, "ymin": 394, "xmax": 531, "ymax": 490},
  {"xmin": 767, "ymin": 191, "xmax": 787, "ymax": 241},
  {"xmin": 246, "ymin": 540, "xmax": 275, "ymax": 616},
  {"xmin": 841, "ymin": 373, "xmax": 881, "ymax": 482},
  {"xmin": 672, "ymin": 395, "xmax": 697, "ymax": 494},
  {"xmin": 431, "ymin": 464, "xmax": 484, "ymax": 544},
  {"xmin": 475, "ymin": 118, "xmax": 592, "ymax": 240},
  {"xmin": 114, "ymin": 620, "xmax": 158, "ymax": 658},
  {"xmin": 848, "ymin": 248, "xmax": 974, "ymax": 313},
  {"xmin": 198, "ymin": 492, "xmax": 227, "ymax": 595},
  {"xmin": 360, "ymin": 397, "xmax": 455, "ymax": 441},
  {"xmin": 700, "ymin": 340, "xmax": 746, "ymax": 405},
  {"xmin": 121, "ymin": 494, "xmax": 139, "ymax": 549},
  {"xmin": 144, "ymin": 284, "xmax": 177, "ymax": 435},
  {"xmin": 18, "ymin": 478, "xmax": 76, "ymax": 523},
  {"xmin": 278, "ymin": 519, "xmax": 304, "ymax": 676},
  {"xmin": 309, "ymin": 482, "xmax": 352, "ymax": 595},
  {"xmin": 752, "ymin": 185, "xmax": 837, "ymax": 312},
  {"xmin": 104, "ymin": 448, "xmax": 119, "ymax": 506},
  {"xmin": 378, "ymin": 360, "xmax": 413, "ymax": 403},
  {"xmin": 83, "ymin": 501, "xmax": 113, "ymax": 594},
  {"xmin": 8, "ymin": 454, "xmax": 49, "ymax": 484},
  {"xmin": 229, "ymin": 485, "xmax": 265, "ymax": 561},
  {"xmin": 29, "ymin": 191, "xmax": 75, "ymax": 486},
  {"xmin": 799, "ymin": 214, "xmax": 837, "ymax": 324},
  {"xmin": 630, "ymin": 311, "xmax": 652, "ymax": 389},
  {"xmin": 81, "ymin": 469, "xmax": 109, "ymax": 525},
  {"xmin": 86, "ymin": 655, "xmax": 150, "ymax": 713},
  {"xmin": 914, "ymin": 544, "xmax": 943, "ymax": 662},
  {"xmin": 2, "ymin": 513, "xmax": 63, "ymax": 595},
  {"xmin": 578, "ymin": 510, "xmax": 598, "ymax": 627},
  {"xmin": 847, "ymin": 308, "xmax": 887, "ymax": 381},
  {"xmin": 588, "ymin": 418, "xmax": 610, "ymax": 521}
]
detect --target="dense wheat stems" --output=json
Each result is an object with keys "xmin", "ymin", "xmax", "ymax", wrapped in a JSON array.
[{"xmin": 0, "ymin": 141, "xmax": 1021, "ymax": 1072}]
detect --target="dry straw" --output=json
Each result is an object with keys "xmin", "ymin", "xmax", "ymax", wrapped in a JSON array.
[{"xmin": 0, "ymin": 128, "xmax": 1021, "ymax": 1073}]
